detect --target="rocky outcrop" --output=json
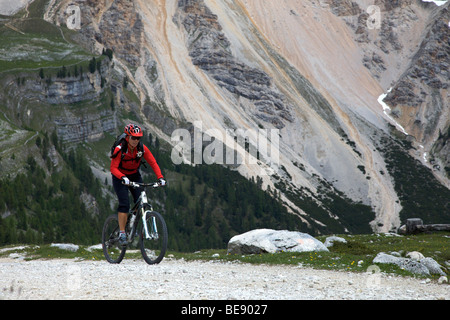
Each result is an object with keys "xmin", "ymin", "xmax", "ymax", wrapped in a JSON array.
[
  {"xmin": 54, "ymin": 110, "xmax": 116, "ymax": 143},
  {"xmin": 373, "ymin": 252, "xmax": 446, "ymax": 276},
  {"xmin": 45, "ymin": 59, "xmax": 111, "ymax": 105},
  {"xmin": 331, "ymin": 0, "xmax": 407, "ymax": 56},
  {"xmin": 328, "ymin": 0, "xmax": 449, "ymax": 183},
  {"xmin": 328, "ymin": 0, "xmax": 362, "ymax": 16},
  {"xmin": 1, "ymin": 57, "xmax": 116, "ymax": 143},
  {"xmin": 174, "ymin": 0, "xmax": 293, "ymax": 129},
  {"xmin": 96, "ymin": 1, "xmax": 143, "ymax": 67},
  {"xmin": 45, "ymin": 77, "xmax": 100, "ymax": 105},
  {"xmin": 375, "ymin": 0, "xmax": 414, "ymax": 11},
  {"xmin": 431, "ymin": 127, "xmax": 450, "ymax": 175},
  {"xmin": 334, "ymin": 0, "xmax": 448, "ymax": 116},
  {"xmin": 384, "ymin": 6, "xmax": 449, "ymax": 98},
  {"xmin": 52, "ymin": 0, "xmax": 144, "ymax": 67},
  {"xmin": 383, "ymin": 5, "xmax": 449, "ymax": 139}
]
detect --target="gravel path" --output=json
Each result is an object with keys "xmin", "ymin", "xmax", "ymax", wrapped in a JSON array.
[{"xmin": 0, "ymin": 257, "xmax": 448, "ymax": 300}]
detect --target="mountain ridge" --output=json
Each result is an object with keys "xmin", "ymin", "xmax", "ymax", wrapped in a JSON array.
[{"xmin": 0, "ymin": 0, "xmax": 448, "ymax": 241}]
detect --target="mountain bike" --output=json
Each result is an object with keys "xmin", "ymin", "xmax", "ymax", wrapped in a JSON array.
[{"xmin": 102, "ymin": 181, "xmax": 168, "ymax": 265}]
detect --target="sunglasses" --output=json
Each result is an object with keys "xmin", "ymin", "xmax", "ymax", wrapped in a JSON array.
[{"xmin": 130, "ymin": 136, "xmax": 141, "ymax": 141}]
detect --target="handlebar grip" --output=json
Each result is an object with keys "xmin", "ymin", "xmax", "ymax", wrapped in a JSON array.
[{"xmin": 122, "ymin": 180, "xmax": 138, "ymax": 187}]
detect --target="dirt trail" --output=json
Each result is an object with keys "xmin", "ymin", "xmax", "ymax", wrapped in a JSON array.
[{"xmin": 1, "ymin": 258, "xmax": 448, "ymax": 300}]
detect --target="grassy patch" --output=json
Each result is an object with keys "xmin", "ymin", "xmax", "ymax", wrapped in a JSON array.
[{"xmin": 0, "ymin": 17, "xmax": 92, "ymax": 73}]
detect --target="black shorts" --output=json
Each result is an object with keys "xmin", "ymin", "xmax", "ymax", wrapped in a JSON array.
[{"xmin": 112, "ymin": 172, "xmax": 143, "ymax": 213}]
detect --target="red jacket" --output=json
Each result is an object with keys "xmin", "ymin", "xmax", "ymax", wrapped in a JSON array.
[{"xmin": 110, "ymin": 143, "xmax": 163, "ymax": 180}]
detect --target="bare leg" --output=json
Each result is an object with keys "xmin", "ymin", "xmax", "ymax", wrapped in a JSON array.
[{"xmin": 118, "ymin": 212, "xmax": 128, "ymax": 232}]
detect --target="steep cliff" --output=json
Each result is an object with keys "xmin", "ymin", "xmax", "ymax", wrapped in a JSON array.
[
  {"xmin": 383, "ymin": 4, "xmax": 449, "ymax": 173},
  {"xmin": 326, "ymin": 0, "xmax": 449, "ymax": 182},
  {"xmin": 174, "ymin": 0, "xmax": 294, "ymax": 129}
]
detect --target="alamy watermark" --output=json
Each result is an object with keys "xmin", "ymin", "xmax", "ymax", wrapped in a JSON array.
[
  {"xmin": 66, "ymin": 5, "xmax": 81, "ymax": 30},
  {"xmin": 366, "ymin": 5, "xmax": 381, "ymax": 30},
  {"xmin": 170, "ymin": 121, "xmax": 280, "ymax": 173},
  {"xmin": 365, "ymin": 265, "xmax": 382, "ymax": 288},
  {"xmin": 66, "ymin": 265, "xmax": 82, "ymax": 291}
]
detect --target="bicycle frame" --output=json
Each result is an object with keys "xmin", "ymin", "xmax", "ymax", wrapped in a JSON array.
[
  {"xmin": 127, "ymin": 182, "xmax": 160, "ymax": 242},
  {"xmin": 139, "ymin": 191, "xmax": 158, "ymax": 241}
]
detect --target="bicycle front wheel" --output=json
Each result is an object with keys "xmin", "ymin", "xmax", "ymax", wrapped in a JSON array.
[
  {"xmin": 102, "ymin": 214, "xmax": 126, "ymax": 264},
  {"xmin": 139, "ymin": 210, "xmax": 168, "ymax": 265}
]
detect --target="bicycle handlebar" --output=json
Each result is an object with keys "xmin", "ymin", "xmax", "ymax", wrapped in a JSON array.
[{"xmin": 123, "ymin": 181, "xmax": 164, "ymax": 188}]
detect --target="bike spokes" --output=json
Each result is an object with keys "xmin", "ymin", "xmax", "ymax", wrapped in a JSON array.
[{"xmin": 102, "ymin": 214, "xmax": 126, "ymax": 264}]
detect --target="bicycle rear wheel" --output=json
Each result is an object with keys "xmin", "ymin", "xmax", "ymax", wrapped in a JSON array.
[
  {"xmin": 139, "ymin": 210, "xmax": 168, "ymax": 265},
  {"xmin": 102, "ymin": 214, "xmax": 126, "ymax": 264}
]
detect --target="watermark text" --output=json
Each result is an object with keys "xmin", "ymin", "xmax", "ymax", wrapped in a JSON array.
[{"xmin": 171, "ymin": 122, "xmax": 279, "ymax": 172}]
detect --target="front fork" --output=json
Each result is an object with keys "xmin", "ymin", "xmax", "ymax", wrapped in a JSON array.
[
  {"xmin": 140, "ymin": 191, "xmax": 157, "ymax": 241},
  {"xmin": 142, "ymin": 208, "xmax": 158, "ymax": 240}
]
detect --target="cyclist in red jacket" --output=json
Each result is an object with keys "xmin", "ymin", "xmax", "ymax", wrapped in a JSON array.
[{"xmin": 110, "ymin": 123, "xmax": 166, "ymax": 247}]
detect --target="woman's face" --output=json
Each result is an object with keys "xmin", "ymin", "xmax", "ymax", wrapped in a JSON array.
[{"xmin": 128, "ymin": 135, "xmax": 140, "ymax": 149}]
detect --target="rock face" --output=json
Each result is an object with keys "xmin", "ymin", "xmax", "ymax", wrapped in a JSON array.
[
  {"xmin": 174, "ymin": 0, "xmax": 293, "ymax": 128},
  {"xmin": 54, "ymin": 110, "xmax": 116, "ymax": 143},
  {"xmin": 53, "ymin": 0, "xmax": 144, "ymax": 68},
  {"xmin": 383, "ymin": 7, "xmax": 449, "ymax": 100},
  {"xmin": 0, "ymin": 56, "xmax": 117, "ymax": 144},
  {"xmin": 328, "ymin": 0, "xmax": 362, "ymax": 16},
  {"xmin": 227, "ymin": 229, "xmax": 329, "ymax": 255},
  {"xmin": 383, "ymin": 5, "xmax": 449, "ymax": 170},
  {"xmin": 329, "ymin": 0, "xmax": 449, "ymax": 177}
]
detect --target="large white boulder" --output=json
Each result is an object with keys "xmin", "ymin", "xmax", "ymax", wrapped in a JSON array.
[
  {"xmin": 50, "ymin": 243, "xmax": 79, "ymax": 252},
  {"xmin": 227, "ymin": 229, "xmax": 329, "ymax": 255}
]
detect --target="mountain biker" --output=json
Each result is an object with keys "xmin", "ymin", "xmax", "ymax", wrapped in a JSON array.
[{"xmin": 110, "ymin": 123, "xmax": 166, "ymax": 247}]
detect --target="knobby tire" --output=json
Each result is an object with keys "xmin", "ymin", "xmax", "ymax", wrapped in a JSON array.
[
  {"xmin": 139, "ymin": 209, "xmax": 168, "ymax": 265},
  {"xmin": 102, "ymin": 214, "xmax": 127, "ymax": 264}
]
